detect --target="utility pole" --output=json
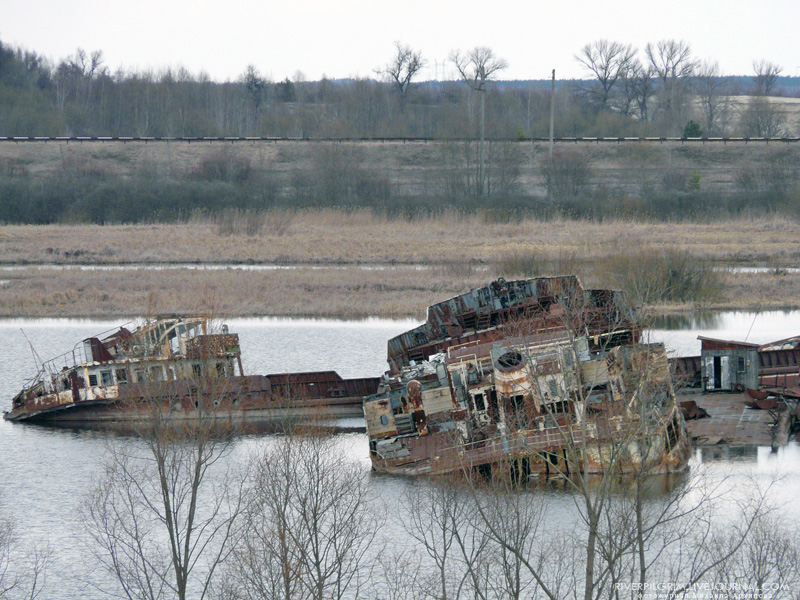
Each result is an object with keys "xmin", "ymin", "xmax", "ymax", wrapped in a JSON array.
[
  {"xmin": 479, "ymin": 83, "xmax": 485, "ymax": 196},
  {"xmin": 549, "ymin": 69, "xmax": 556, "ymax": 157}
]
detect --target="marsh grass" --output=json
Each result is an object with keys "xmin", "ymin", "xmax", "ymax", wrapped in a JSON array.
[
  {"xmin": 211, "ymin": 209, "xmax": 294, "ymax": 237},
  {"xmin": 2, "ymin": 212, "xmax": 799, "ymax": 267},
  {"xmin": 1, "ymin": 211, "xmax": 799, "ymax": 318},
  {"xmin": 0, "ymin": 261, "xmax": 795, "ymax": 319},
  {"xmin": 494, "ymin": 249, "xmax": 584, "ymax": 280}
]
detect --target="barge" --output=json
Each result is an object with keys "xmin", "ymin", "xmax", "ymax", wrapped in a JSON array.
[
  {"xmin": 364, "ymin": 276, "xmax": 691, "ymax": 477},
  {"xmin": 4, "ymin": 315, "xmax": 379, "ymax": 424}
]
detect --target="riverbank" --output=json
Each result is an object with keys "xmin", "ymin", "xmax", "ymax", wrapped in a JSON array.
[{"xmin": 2, "ymin": 214, "xmax": 799, "ymax": 318}]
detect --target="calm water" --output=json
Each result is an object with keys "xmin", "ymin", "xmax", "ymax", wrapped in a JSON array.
[{"xmin": 1, "ymin": 313, "xmax": 799, "ymax": 598}]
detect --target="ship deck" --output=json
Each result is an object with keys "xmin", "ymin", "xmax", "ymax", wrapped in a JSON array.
[{"xmin": 679, "ymin": 391, "xmax": 791, "ymax": 446}]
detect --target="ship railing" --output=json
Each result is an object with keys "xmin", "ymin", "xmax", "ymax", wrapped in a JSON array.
[
  {"xmin": 437, "ymin": 419, "xmax": 650, "ymax": 466},
  {"xmin": 24, "ymin": 345, "xmax": 89, "ymax": 393}
]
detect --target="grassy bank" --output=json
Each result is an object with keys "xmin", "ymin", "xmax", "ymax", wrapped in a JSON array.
[{"xmin": 1, "ymin": 214, "xmax": 799, "ymax": 319}]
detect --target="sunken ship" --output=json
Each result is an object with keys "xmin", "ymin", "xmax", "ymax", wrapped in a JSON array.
[
  {"xmin": 364, "ymin": 276, "xmax": 691, "ymax": 477},
  {"xmin": 5, "ymin": 315, "xmax": 379, "ymax": 424}
]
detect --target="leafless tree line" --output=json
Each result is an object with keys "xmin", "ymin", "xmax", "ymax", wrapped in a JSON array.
[
  {"xmin": 1, "ymin": 35, "xmax": 795, "ymax": 140},
  {"xmin": 576, "ymin": 39, "xmax": 791, "ymax": 137}
]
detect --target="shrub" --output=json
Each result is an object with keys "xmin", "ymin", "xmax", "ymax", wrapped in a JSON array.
[
  {"xmin": 195, "ymin": 147, "xmax": 252, "ymax": 184},
  {"xmin": 542, "ymin": 149, "xmax": 591, "ymax": 201},
  {"xmin": 598, "ymin": 249, "xmax": 722, "ymax": 306}
]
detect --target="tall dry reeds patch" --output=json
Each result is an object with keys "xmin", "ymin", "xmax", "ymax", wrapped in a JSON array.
[
  {"xmin": 597, "ymin": 248, "xmax": 722, "ymax": 307},
  {"xmin": 493, "ymin": 250, "xmax": 583, "ymax": 280},
  {"xmin": 211, "ymin": 209, "xmax": 294, "ymax": 237}
]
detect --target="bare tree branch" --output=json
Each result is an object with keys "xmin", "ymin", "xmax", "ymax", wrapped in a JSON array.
[
  {"xmin": 753, "ymin": 60, "xmax": 782, "ymax": 96},
  {"xmin": 576, "ymin": 39, "xmax": 637, "ymax": 110},
  {"xmin": 380, "ymin": 42, "xmax": 425, "ymax": 96}
]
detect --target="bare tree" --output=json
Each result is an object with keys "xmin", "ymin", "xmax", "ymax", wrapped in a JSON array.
[
  {"xmin": 82, "ymin": 386, "xmax": 247, "ymax": 600},
  {"xmin": 0, "ymin": 506, "xmax": 48, "ymax": 600},
  {"xmin": 711, "ymin": 513, "xmax": 799, "ymax": 600},
  {"xmin": 543, "ymin": 147, "xmax": 592, "ymax": 202},
  {"xmin": 576, "ymin": 40, "xmax": 637, "ymax": 111},
  {"xmin": 450, "ymin": 47, "xmax": 508, "ymax": 197},
  {"xmin": 645, "ymin": 39, "xmax": 696, "ymax": 87},
  {"xmin": 448, "ymin": 295, "xmax": 775, "ymax": 600},
  {"xmin": 645, "ymin": 39, "xmax": 697, "ymax": 125},
  {"xmin": 224, "ymin": 429, "xmax": 379, "ymax": 600},
  {"xmin": 380, "ymin": 42, "xmax": 425, "ymax": 97},
  {"xmin": 742, "ymin": 96, "xmax": 787, "ymax": 138},
  {"xmin": 742, "ymin": 60, "xmax": 787, "ymax": 138},
  {"xmin": 621, "ymin": 60, "xmax": 657, "ymax": 122},
  {"xmin": 753, "ymin": 60, "xmax": 782, "ymax": 96},
  {"xmin": 695, "ymin": 60, "xmax": 731, "ymax": 135}
]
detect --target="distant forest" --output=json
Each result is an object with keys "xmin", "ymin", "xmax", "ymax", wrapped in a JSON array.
[
  {"xmin": 1, "ymin": 37, "xmax": 799, "ymax": 139},
  {"xmin": 1, "ymin": 38, "xmax": 799, "ymax": 225}
]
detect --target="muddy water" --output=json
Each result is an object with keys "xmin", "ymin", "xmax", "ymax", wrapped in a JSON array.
[{"xmin": 0, "ymin": 314, "xmax": 798, "ymax": 599}]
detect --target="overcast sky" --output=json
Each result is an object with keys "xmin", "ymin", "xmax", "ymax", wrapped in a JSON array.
[{"xmin": 2, "ymin": 0, "xmax": 799, "ymax": 83}]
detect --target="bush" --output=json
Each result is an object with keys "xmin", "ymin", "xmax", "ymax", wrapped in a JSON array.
[
  {"xmin": 194, "ymin": 147, "xmax": 252, "ymax": 184},
  {"xmin": 542, "ymin": 149, "xmax": 591, "ymax": 201},
  {"xmin": 598, "ymin": 249, "xmax": 722, "ymax": 307}
]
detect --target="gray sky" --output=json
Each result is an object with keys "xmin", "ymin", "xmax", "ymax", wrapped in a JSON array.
[{"xmin": 2, "ymin": 0, "xmax": 799, "ymax": 82}]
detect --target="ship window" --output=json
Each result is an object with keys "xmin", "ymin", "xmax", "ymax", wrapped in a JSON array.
[
  {"xmin": 134, "ymin": 369, "xmax": 144, "ymax": 382},
  {"xmin": 380, "ymin": 415, "xmax": 388, "ymax": 426},
  {"xmin": 192, "ymin": 364, "xmax": 203, "ymax": 378},
  {"xmin": 497, "ymin": 351, "xmax": 523, "ymax": 370},
  {"xmin": 149, "ymin": 366, "xmax": 164, "ymax": 381},
  {"xmin": 101, "ymin": 371, "xmax": 113, "ymax": 386},
  {"xmin": 216, "ymin": 362, "xmax": 225, "ymax": 377},
  {"xmin": 62, "ymin": 378, "xmax": 70, "ymax": 391},
  {"xmin": 115, "ymin": 369, "xmax": 128, "ymax": 384},
  {"xmin": 548, "ymin": 380, "xmax": 558, "ymax": 397},
  {"xmin": 473, "ymin": 393, "xmax": 486, "ymax": 412},
  {"xmin": 737, "ymin": 357, "xmax": 746, "ymax": 373},
  {"xmin": 88, "ymin": 374, "xmax": 98, "ymax": 387}
]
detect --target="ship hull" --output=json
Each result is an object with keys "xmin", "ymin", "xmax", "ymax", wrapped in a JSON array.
[
  {"xmin": 370, "ymin": 409, "xmax": 691, "ymax": 477},
  {"xmin": 6, "ymin": 373, "xmax": 378, "ymax": 424}
]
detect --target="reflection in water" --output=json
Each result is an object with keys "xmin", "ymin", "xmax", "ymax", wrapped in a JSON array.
[
  {"xmin": 651, "ymin": 312, "xmax": 724, "ymax": 330},
  {"xmin": 648, "ymin": 309, "xmax": 800, "ymax": 357}
]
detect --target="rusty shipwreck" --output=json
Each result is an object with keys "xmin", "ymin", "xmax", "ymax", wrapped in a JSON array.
[
  {"xmin": 364, "ymin": 276, "xmax": 691, "ymax": 477},
  {"xmin": 5, "ymin": 315, "xmax": 379, "ymax": 424}
]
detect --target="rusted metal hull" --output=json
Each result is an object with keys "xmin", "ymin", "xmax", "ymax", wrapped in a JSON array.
[
  {"xmin": 370, "ymin": 409, "xmax": 691, "ymax": 477},
  {"xmin": 367, "ymin": 278, "xmax": 691, "ymax": 479},
  {"xmin": 4, "ymin": 373, "xmax": 378, "ymax": 424},
  {"xmin": 5, "ymin": 315, "xmax": 380, "ymax": 426}
]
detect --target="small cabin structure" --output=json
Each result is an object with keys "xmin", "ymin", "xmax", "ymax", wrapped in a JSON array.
[{"xmin": 699, "ymin": 336, "xmax": 759, "ymax": 392}]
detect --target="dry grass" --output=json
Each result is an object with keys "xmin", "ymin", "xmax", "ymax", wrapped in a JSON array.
[
  {"xmin": 2, "ymin": 212, "xmax": 800, "ymax": 267},
  {"xmin": 0, "ymin": 266, "xmax": 489, "ymax": 319},
  {"xmin": 2, "ymin": 212, "xmax": 800, "ymax": 318},
  {"xmin": 1, "ymin": 262, "xmax": 798, "ymax": 320}
]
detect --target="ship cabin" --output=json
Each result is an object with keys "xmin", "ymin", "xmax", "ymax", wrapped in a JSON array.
[{"xmin": 10, "ymin": 316, "xmax": 243, "ymax": 413}]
